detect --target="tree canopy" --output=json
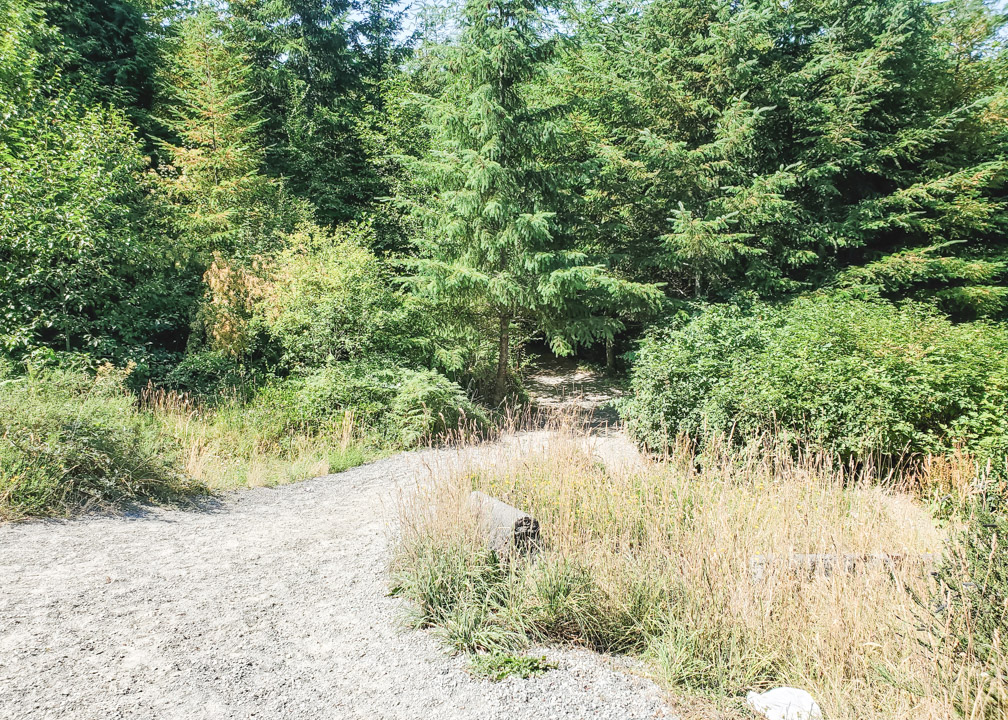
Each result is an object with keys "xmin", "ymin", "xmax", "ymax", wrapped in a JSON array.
[{"xmin": 0, "ymin": 0, "xmax": 1005, "ymax": 391}]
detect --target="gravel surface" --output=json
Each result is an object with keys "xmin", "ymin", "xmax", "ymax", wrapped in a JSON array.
[{"xmin": 0, "ymin": 444, "xmax": 674, "ymax": 720}]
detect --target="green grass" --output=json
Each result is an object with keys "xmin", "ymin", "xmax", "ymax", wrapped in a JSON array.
[
  {"xmin": 0, "ymin": 366, "xmax": 203, "ymax": 519},
  {"xmin": 148, "ymin": 385, "xmax": 379, "ymax": 492},
  {"xmin": 0, "ymin": 356, "xmax": 489, "ymax": 518},
  {"xmin": 0, "ymin": 365, "xmax": 382, "ymax": 518}
]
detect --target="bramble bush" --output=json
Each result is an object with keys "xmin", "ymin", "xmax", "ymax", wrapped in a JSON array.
[{"xmin": 620, "ymin": 296, "xmax": 1008, "ymax": 463}]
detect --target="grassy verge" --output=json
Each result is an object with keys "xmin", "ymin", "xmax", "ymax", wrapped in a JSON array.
[
  {"xmin": 1, "ymin": 358, "xmax": 497, "ymax": 518},
  {"xmin": 0, "ymin": 366, "xmax": 203, "ymax": 519},
  {"xmin": 391, "ymin": 426, "xmax": 1006, "ymax": 719},
  {"xmin": 142, "ymin": 386, "xmax": 378, "ymax": 491},
  {"xmin": 0, "ymin": 366, "xmax": 380, "ymax": 519}
]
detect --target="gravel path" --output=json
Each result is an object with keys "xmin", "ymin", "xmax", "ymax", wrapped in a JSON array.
[{"xmin": 0, "ymin": 441, "xmax": 674, "ymax": 720}]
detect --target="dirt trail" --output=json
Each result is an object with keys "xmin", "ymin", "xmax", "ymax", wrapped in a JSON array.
[
  {"xmin": 524, "ymin": 356, "xmax": 645, "ymax": 475},
  {"xmin": 0, "ymin": 365, "xmax": 670, "ymax": 720},
  {"xmin": 525, "ymin": 356, "xmax": 623, "ymax": 423}
]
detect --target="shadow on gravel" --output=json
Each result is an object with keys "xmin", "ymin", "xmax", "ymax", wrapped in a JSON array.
[
  {"xmin": 115, "ymin": 492, "xmax": 229, "ymax": 520},
  {"xmin": 1, "ymin": 490, "xmax": 229, "ymax": 526}
]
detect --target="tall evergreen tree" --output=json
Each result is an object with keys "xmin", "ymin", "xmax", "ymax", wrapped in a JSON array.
[
  {"xmin": 355, "ymin": 0, "xmax": 412, "ymax": 113},
  {"xmin": 557, "ymin": 0, "xmax": 1008, "ymax": 317},
  {"xmin": 39, "ymin": 0, "xmax": 168, "ymax": 149},
  {"xmin": 230, "ymin": 0, "xmax": 387, "ymax": 225},
  {"xmin": 157, "ymin": 6, "xmax": 303, "ymax": 259},
  {"xmin": 411, "ymin": 0, "xmax": 659, "ymax": 402}
]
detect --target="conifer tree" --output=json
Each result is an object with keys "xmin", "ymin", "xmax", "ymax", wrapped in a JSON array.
[
  {"xmin": 558, "ymin": 0, "xmax": 1008, "ymax": 317},
  {"xmin": 40, "ymin": 0, "xmax": 165, "ymax": 149},
  {"xmin": 355, "ymin": 0, "xmax": 412, "ymax": 113},
  {"xmin": 157, "ymin": 6, "xmax": 302, "ymax": 259},
  {"xmin": 156, "ymin": 5, "xmax": 309, "ymax": 357},
  {"xmin": 411, "ymin": 0, "xmax": 660, "ymax": 403},
  {"xmin": 230, "ymin": 0, "xmax": 384, "ymax": 225}
]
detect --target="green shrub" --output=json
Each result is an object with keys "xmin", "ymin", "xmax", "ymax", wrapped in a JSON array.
[
  {"xmin": 468, "ymin": 653, "xmax": 555, "ymax": 680},
  {"xmin": 621, "ymin": 297, "xmax": 1008, "ymax": 462},
  {"xmin": 229, "ymin": 363, "xmax": 488, "ymax": 450},
  {"xmin": 391, "ymin": 368, "xmax": 490, "ymax": 447},
  {"xmin": 229, "ymin": 364, "xmax": 395, "ymax": 448},
  {"xmin": 0, "ymin": 3, "xmax": 195, "ymax": 362},
  {"xmin": 261, "ymin": 223, "xmax": 425, "ymax": 370},
  {"xmin": 0, "ymin": 365, "xmax": 194, "ymax": 517},
  {"xmin": 162, "ymin": 350, "xmax": 249, "ymax": 399}
]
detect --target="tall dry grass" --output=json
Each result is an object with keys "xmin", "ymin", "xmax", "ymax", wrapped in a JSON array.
[
  {"xmin": 392, "ymin": 416, "xmax": 1006, "ymax": 719},
  {"xmin": 141, "ymin": 386, "xmax": 372, "ymax": 490}
]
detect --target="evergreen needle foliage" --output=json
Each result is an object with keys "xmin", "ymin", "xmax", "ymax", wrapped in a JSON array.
[
  {"xmin": 555, "ymin": 0, "xmax": 1008, "ymax": 314},
  {"xmin": 405, "ymin": 0, "xmax": 661, "ymax": 403}
]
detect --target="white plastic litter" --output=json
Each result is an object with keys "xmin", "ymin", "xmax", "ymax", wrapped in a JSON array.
[{"xmin": 746, "ymin": 687, "xmax": 823, "ymax": 720}]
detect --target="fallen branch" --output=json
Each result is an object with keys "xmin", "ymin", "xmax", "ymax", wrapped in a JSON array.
[{"xmin": 748, "ymin": 552, "xmax": 937, "ymax": 582}]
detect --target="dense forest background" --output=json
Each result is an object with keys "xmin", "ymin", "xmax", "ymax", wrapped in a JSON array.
[{"xmin": 2, "ymin": 0, "xmax": 1007, "ymax": 513}]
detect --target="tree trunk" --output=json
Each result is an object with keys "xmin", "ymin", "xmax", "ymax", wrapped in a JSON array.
[
  {"xmin": 606, "ymin": 337, "xmax": 615, "ymax": 374},
  {"xmin": 493, "ymin": 314, "xmax": 510, "ymax": 405}
]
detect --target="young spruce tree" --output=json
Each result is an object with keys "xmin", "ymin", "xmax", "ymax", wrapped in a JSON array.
[
  {"xmin": 156, "ymin": 5, "xmax": 308, "ymax": 357},
  {"xmin": 411, "ymin": 0, "xmax": 659, "ymax": 403}
]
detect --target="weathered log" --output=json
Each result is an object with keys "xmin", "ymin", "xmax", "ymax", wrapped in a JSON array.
[
  {"xmin": 469, "ymin": 491, "xmax": 540, "ymax": 559},
  {"xmin": 748, "ymin": 552, "xmax": 937, "ymax": 582}
]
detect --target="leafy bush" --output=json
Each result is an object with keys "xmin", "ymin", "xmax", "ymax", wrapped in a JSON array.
[
  {"xmin": 228, "ymin": 365, "xmax": 392, "ymax": 448},
  {"xmin": 260, "ymin": 222, "xmax": 426, "ymax": 370},
  {"xmin": 391, "ymin": 368, "xmax": 489, "ymax": 447},
  {"xmin": 0, "ymin": 1, "xmax": 195, "ymax": 361},
  {"xmin": 468, "ymin": 653, "xmax": 555, "ymax": 681},
  {"xmin": 0, "ymin": 365, "xmax": 194, "ymax": 517},
  {"xmin": 162, "ymin": 350, "xmax": 249, "ymax": 399},
  {"xmin": 228, "ymin": 363, "xmax": 488, "ymax": 450},
  {"xmin": 621, "ymin": 297, "xmax": 1008, "ymax": 462}
]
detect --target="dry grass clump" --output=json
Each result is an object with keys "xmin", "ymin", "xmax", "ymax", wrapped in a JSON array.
[
  {"xmin": 392, "ymin": 423, "xmax": 1006, "ymax": 719},
  {"xmin": 141, "ymin": 386, "xmax": 372, "ymax": 490}
]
